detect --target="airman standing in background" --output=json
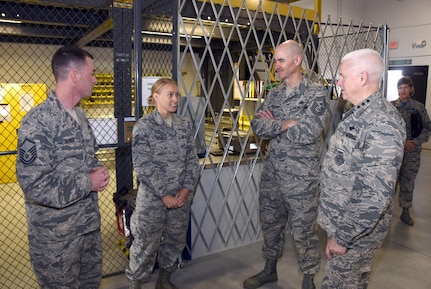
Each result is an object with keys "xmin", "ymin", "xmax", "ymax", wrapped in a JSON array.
[{"xmin": 392, "ymin": 75, "xmax": 431, "ymax": 225}]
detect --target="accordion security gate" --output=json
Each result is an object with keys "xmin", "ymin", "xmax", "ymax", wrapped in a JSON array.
[
  {"xmin": 177, "ymin": 0, "xmax": 385, "ymax": 258},
  {"xmin": 0, "ymin": 0, "xmax": 385, "ymax": 287}
]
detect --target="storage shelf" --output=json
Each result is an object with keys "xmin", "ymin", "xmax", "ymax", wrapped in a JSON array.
[{"xmin": 82, "ymin": 74, "xmax": 114, "ymax": 105}]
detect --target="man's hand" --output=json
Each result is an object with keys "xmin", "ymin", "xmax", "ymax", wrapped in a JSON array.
[
  {"xmin": 325, "ymin": 237, "xmax": 347, "ymax": 260},
  {"xmin": 280, "ymin": 119, "xmax": 298, "ymax": 132},
  {"xmin": 90, "ymin": 166, "xmax": 110, "ymax": 192},
  {"xmin": 256, "ymin": 109, "xmax": 275, "ymax": 120},
  {"xmin": 257, "ymin": 109, "xmax": 297, "ymax": 132}
]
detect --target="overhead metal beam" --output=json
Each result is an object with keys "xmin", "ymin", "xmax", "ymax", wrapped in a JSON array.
[
  {"xmin": 76, "ymin": 17, "xmax": 113, "ymax": 47},
  {"xmin": 196, "ymin": 0, "xmax": 316, "ymax": 20},
  {"xmin": 0, "ymin": 23, "xmax": 81, "ymax": 39},
  {"xmin": 20, "ymin": 0, "xmax": 112, "ymax": 9}
]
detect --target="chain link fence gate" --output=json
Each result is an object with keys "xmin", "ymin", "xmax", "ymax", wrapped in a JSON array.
[{"xmin": 0, "ymin": 0, "xmax": 386, "ymax": 287}]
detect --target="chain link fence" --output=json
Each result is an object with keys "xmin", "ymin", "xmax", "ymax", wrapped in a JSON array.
[
  {"xmin": 0, "ymin": 0, "xmax": 386, "ymax": 287},
  {"xmin": 0, "ymin": 1, "xmax": 129, "ymax": 287}
]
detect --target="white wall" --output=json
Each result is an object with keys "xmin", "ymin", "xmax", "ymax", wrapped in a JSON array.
[
  {"xmin": 363, "ymin": 0, "xmax": 431, "ymax": 149},
  {"xmin": 361, "ymin": 0, "xmax": 430, "ymax": 28},
  {"xmin": 294, "ymin": 0, "xmax": 431, "ymax": 149},
  {"xmin": 360, "ymin": 0, "xmax": 431, "ymax": 64},
  {"xmin": 292, "ymin": 0, "xmax": 363, "ymax": 24}
]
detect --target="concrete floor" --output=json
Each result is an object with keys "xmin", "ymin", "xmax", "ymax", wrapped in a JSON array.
[{"xmin": 100, "ymin": 150, "xmax": 431, "ymax": 289}]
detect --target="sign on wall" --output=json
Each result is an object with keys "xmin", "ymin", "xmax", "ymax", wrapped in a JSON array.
[{"xmin": 141, "ymin": 76, "xmax": 160, "ymax": 106}]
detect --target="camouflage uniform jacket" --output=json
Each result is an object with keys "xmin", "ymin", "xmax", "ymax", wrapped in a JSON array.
[
  {"xmin": 318, "ymin": 91, "xmax": 406, "ymax": 249},
  {"xmin": 16, "ymin": 91, "xmax": 101, "ymax": 241},
  {"xmin": 251, "ymin": 78, "xmax": 329, "ymax": 171},
  {"xmin": 392, "ymin": 98, "xmax": 431, "ymax": 145},
  {"xmin": 132, "ymin": 110, "xmax": 200, "ymax": 203}
]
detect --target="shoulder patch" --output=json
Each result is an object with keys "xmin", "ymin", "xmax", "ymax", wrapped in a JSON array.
[
  {"xmin": 18, "ymin": 138, "xmax": 37, "ymax": 165},
  {"xmin": 335, "ymin": 149, "xmax": 345, "ymax": 166},
  {"xmin": 311, "ymin": 97, "xmax": 325, "ymax": 115}
]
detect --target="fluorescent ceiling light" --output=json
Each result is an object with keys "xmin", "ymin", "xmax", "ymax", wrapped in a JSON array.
[
  {"xmin": 0, "ymin": 19, "xmax": 22, "ymax": 24},
  {"xmin": 142, "ymin": 30, "xmax": 201, "ymax": 39}
]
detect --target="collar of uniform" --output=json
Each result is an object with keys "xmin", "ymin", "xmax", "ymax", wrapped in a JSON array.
[
  {"xmin": 351, "ymin": 91, "xmax": 382, "ymax": 113},
  {"xmin": 273, "ymin": 77, "xmax": 307, "ymax": 96},
  {"xmin": 343, "ymin": 91, "xmax": 380, "ymax": 119},
  {"xmin": 393, "ymin": 98, "xmax": 409, "ymax": 108},
  {"xmin": 153, "ymin": 109, "xmax": 179, "ymax": 126},
  {"xmin": 48, "ymin": 91, "xmax": 66, "ymax": 111},
  {"xmin": 48, "ymin": 90, "xmax": 80, "ymax": 122}
]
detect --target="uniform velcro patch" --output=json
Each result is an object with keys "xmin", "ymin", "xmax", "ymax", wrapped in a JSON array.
[
  {"xmin": 311, "ymin": 98, "xmax": 325, "ymax": 115},
  {"xmin": 18, "ymin": 138, "xmax": 37, "ymax": 165}
]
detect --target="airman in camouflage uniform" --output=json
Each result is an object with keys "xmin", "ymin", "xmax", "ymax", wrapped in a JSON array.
[
  {"xmin": 244, "ymin": 40, "xmax": 329, "ymax": 289},
  {"xmin": 318, "ymin": 49, "xmax": 406, "ymax": 288},
  {"xmin": 125, "ymin": 78, "xmax": 200, "ymax": 289},
  {"xmin": 391, "ymin": 76, "xmax": 431, "ymax": 225},
  {"xmin": 16, "ymin": 47, "xmax": 110, "ymax": 289}
]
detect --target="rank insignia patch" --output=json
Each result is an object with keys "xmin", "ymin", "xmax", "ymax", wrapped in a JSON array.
[
  {"xmin": 335, "ymin": 149, "xmax": 345, "ymax": 166},
  {"xmin": 19, "ymin": 138, "xmax": 37, "ymax": 165}
]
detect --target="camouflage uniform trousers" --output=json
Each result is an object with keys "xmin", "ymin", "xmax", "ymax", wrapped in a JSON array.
[
  {"xmin": 259, "ymin": 166, "xmax": 321, "ymax": 274},
  {"xmin": 321, "ymin": 246, "xmax": 376, "ymax": 289},
  {"xmin": 126, "ymin": 199, "xmax": 190, "ymax": 282},
  {"xmin": 29, "ymin": 230, "xmax": 102, "ymax": 289},
  {"xmin": 398, "ymin": 149, "xmax": 421, "ymax": 208}
]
